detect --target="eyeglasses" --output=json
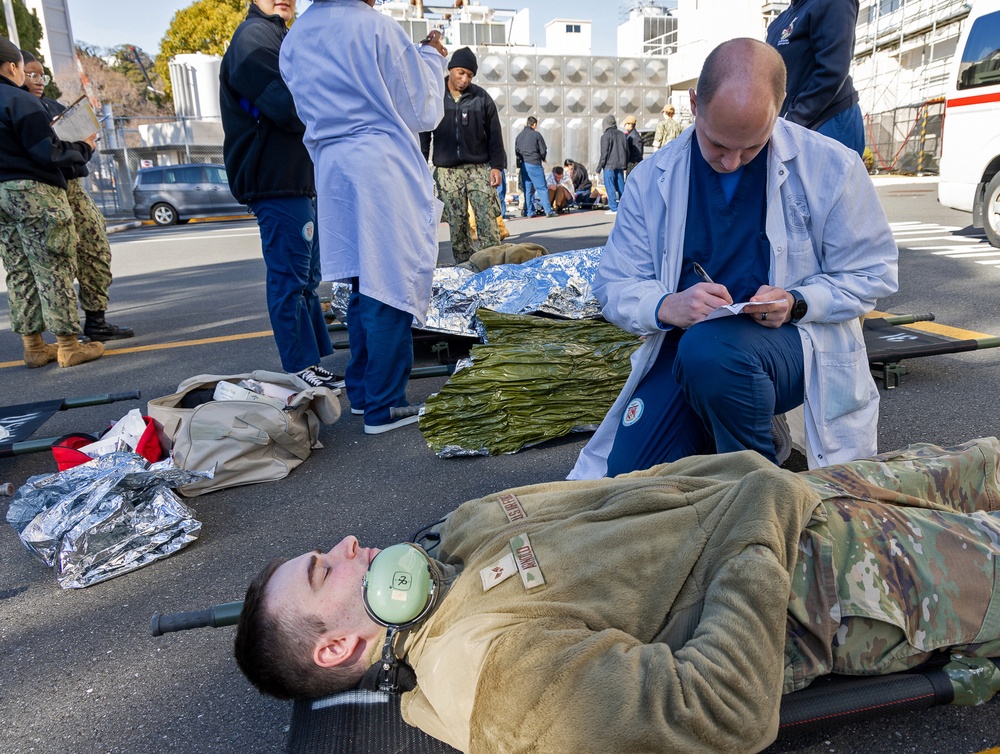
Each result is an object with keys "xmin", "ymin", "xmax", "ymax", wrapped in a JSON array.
[{"xmin": 26, "ymin": 72, "xmax": 51, "ymax": 85}]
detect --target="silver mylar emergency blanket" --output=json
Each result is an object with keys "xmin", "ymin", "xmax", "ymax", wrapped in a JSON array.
[
  {"xmin": 6, "ymin": 452, "xmax": 208, "ymax": 589},
  {"xmin": 330, "ymin": 247, "xmax": 604, "ymax": 337}
]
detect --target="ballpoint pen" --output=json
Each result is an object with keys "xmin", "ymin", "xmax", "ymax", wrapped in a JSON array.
[{"xmin": 693, "ymin": 262, "xmax": 714, "ymax": 284}]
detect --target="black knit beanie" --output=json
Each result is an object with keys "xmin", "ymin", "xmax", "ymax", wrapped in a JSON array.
[{"xmin": 449, "ymin": 47, "xmax": 478, "ymax": 75}]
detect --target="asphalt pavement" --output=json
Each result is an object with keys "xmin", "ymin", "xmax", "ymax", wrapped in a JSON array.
[{"xmin": 1, "ymin": 178, "xmax": 999, "ymax": 754}]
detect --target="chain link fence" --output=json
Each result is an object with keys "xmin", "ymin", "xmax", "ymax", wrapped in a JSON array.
[
  {"xmin": 864, "ymin": 98, "xmax": 944, "ymax": 175},
  {"xmin": 84, "ymin": 115, "xmax": 226, "ymax": 219}
]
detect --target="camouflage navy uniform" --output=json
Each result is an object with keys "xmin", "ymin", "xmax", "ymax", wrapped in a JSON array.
[
  {"xmin": 434, "ymin": 163, "xmax": 500, "ymax": 264},
  {"xmin": 66, "ymin": 178, "xmax": 112, "ymax": 312},
  {"xmin": 0, "ymin": 180, "xmax": 81, "ymax": 336},
  {"xmin": 784, "ymin": 437, "xmax": 1000, "ymax": 692}
]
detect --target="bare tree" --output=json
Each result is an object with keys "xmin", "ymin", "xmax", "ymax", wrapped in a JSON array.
[{"xmin": 75, "ymin": 45, "xmax": 174, "ymax": 117}]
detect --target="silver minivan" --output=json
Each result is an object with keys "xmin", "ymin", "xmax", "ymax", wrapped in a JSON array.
[{"xmin": 132, "ymin": 163, "xmax": 249, "ymax": 226}]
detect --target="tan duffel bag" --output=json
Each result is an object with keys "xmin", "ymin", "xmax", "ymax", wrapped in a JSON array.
[{"xmin": 147, "ymin": 371, "xmax": 341, "ymax": 497}]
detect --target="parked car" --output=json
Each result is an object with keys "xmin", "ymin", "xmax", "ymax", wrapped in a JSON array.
[
  {"xmin": 132, "ymin": 163, "xmax": 250, "ymax": 226},
  {"xmin": 938, "ymin": 0, "xmax": 1000, "ymax": 247}
]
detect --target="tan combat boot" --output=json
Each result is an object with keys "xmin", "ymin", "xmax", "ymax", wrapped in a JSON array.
[
  {"xmin": 56, "ymin": 334, "xmax": 105, "ymax": 368},
  {"xmin": 22, "ymin": 333, "xmax": 58, "ymax": 368}
]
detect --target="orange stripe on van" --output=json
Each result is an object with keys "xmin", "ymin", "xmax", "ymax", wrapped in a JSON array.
[{"xmin": 947, "ymin": 91, "xmax": 1000, "ymax": 108}]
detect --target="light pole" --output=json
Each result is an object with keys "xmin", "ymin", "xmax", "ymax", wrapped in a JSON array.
[{"xmin": 3, "ymin": 0, "xmax": 20, "ymax": 47}]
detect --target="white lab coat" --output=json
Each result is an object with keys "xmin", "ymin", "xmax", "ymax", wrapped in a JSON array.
[
  {"xmin": 569, "ymin": 119, "xmax": 898, "ymax": 479},
  {"xmin": 280, "ymin": 0, "xmax": 446, "ymax": 325}
]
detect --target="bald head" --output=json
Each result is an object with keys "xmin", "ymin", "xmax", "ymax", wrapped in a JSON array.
[
  {"xmin": 688, "ymin": 39, "xmax": 786, "ymax": 173},
  {"xmin": 696, "ymin": 38, "xmax": 786, "ymax": 112}
]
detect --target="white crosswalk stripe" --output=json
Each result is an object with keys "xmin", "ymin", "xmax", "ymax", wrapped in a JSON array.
[
  {"xmin": 890, "ymin": 222, "xmax": 999, "ymax": 267},
  {"xmin": 892, "ymin": 226, "xmax": 963, "ymax": 235},
  {"xmin": 930, "ymin": 249, "xmax": 1000, "ymax": 258}
]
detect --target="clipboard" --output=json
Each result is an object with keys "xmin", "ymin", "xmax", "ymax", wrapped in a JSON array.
[{"xmin": 50, "ymin": 95, "xmax": 100, "ymax": 143}]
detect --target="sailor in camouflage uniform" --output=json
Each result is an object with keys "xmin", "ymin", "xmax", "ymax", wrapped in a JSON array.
[
  {"xmin": 21, "ymin": 50, "xmax": 132, "ymax": 343},
  {"xmin": 0, "ymin": 41, "xmax": 104, "ymax": 368},
  {"xmin": 420, "ymin": 47, "xmax": 505, "ymax": 264}
]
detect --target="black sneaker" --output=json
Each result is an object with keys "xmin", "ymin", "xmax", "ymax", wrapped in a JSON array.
[
  {"xmin": 83, "ymin": 319, "xmax": 135, "ymax": 342},
  {"xmin": 310, "ymin": 364, "xmax": 346, "ymax": 389},
  {"xmin": 294, "ymin": 366, "xmax": 342, "ymax": 391}
]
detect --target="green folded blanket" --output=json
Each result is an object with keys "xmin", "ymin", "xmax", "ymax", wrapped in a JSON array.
[{"xmin": 420, "ymin": 310, "xmax": 641, "ymax": 457}]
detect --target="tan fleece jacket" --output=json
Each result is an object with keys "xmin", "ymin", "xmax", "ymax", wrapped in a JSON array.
[{"xmin": 398, "ymin": 451, "xmax": 821, "ymax": 753}]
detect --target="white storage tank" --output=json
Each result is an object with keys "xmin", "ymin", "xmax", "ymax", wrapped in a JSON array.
[{"xmin": 169, "ymin": 53, "xmax": 223, "ymax": 119}]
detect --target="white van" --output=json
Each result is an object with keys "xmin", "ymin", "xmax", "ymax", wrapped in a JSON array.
[{"xmin": 938, "ymin": 0, "xmax": 1000, "ymax": 247}]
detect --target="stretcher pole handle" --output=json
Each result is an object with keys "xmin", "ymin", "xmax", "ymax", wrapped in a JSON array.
[
  {"xmin": 0, "ymin": 436, "xmax": 62, "ymax": 458},
  {"xmin": 320, "ymin": 352, "xmax": 454, "ymax": 379},
  {"xmin": 879, "ymin": 313, "xmax": 935, "ymax": 326},
  {"xmin": 61, "ymin": 390, "xmax": 142, "ymax": 410},
  {"xmin": 150, "ymin": 601, "xmax": 243, "ymax": 636}
]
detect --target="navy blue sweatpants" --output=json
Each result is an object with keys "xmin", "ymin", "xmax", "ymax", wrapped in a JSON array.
[{"xmin": 344, "ymin": 282, "xmax": 413, "ymax": 427}]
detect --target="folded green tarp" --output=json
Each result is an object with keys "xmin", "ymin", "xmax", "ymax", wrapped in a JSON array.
[{"xmin": 420, "ymin": 310, "xmax": 641, "ymax": 457}]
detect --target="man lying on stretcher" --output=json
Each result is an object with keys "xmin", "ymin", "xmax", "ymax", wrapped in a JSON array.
[{"xmin": 234, "ymin": 437, "xmax": 1000, "ymax": 754}]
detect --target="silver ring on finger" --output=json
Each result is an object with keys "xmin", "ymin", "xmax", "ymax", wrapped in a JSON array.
[{"xmin": 761, "ymin": 312, "xmax": 768, "ymax": 321}]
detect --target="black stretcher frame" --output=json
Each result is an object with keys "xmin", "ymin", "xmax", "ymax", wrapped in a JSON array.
[
  {"xmin": 150, "ymin": 602, "xmax": 998, "ymax": 752},
  {"xmin": 864, "ymin": 314, "xmax": 1000, "ymax": 390}
]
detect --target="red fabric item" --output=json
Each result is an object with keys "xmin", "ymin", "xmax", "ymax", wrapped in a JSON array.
[
  {"xmin": 135, "ymin": 415, "xmax": 164, "ymax": 464},
  {"xmin": 51, "ymin": 434, "xmax": 98, "ymax": 471},
  {"xmin": 50, "ymin": 416, "xmax": 164, "ymax": 472}
]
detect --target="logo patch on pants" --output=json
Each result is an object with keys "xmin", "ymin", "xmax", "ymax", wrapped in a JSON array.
[
  {"xmin": 302, "ymin": 221, "xmax": 315, "ymax": 243},
  {"xmin": 622, "ymin": 398, "xmax": 643, "ymax": 427}
]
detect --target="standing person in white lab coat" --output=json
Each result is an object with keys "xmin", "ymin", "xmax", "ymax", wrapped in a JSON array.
[{"xmin": 280, "ymin": 0, "xmax": 448, "ymax": 434}]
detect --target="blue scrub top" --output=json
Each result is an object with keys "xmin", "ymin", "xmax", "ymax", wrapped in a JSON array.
[{"xmin": 679, "ymin": 138, "xmax": 771, "ymax": 303}]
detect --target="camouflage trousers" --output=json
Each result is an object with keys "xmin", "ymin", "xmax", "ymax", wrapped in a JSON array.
[
  {"xmin": 0, "ymin": 180, "xmax": 81, "ymax": 336},
  {"xmin": 783, "ymin": 437, "xmax": 1000, "ymax": 693},
  {"xmin": 434, "ymin": 164, "xmax": 500, "ymax": 264},
  {"xmin": 66, "ymin": 178, "xmax": 112, "ymax": 312}
]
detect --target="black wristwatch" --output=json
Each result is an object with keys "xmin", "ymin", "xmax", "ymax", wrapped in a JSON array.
[{"xmin": 789, "ymin": 289, "xmax": 808, "ymax": 323}]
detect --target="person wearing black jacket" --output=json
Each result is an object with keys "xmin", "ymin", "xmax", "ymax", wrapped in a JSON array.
[
  {"xmin": 20, "ymin": 51, "xmax": 133, "ymax": 343},
  {"xmin": 420, "ymin": 47, "xmax": 505, "ymax": 264},
  {"xmin": 596, "ymin": 114, "xmax": 628, "ymax": 214},
  {"xmin": 514, "ymin": 116, "xmax": 555, "ymax": 218},
  {"xmin": 0, "ymin": 40, "xmax": 105, "ymax": 368},
  {"xmin": 564, "ymin": 159, "xmax": 598, "ymax": 209},
  {"xmin": 622, "ymin": 115, "xmax": 643, "ymax": 176},
  {"xmin": 221, "ymin": 0, "xmax": 336, "ymax": 390},
  {"xmin": 766, "ymin": 0, "xmax": 864, "ymax": 157}
]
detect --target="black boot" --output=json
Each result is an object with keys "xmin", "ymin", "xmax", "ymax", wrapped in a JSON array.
[{"xmin": 83, "ymin": 310, "xmax": 135, "ymax": 342}]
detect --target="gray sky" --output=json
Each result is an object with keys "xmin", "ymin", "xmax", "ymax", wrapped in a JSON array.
[{"xmin": 65, "ymin": 0, "xmax": 622, "ymax": 57}]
